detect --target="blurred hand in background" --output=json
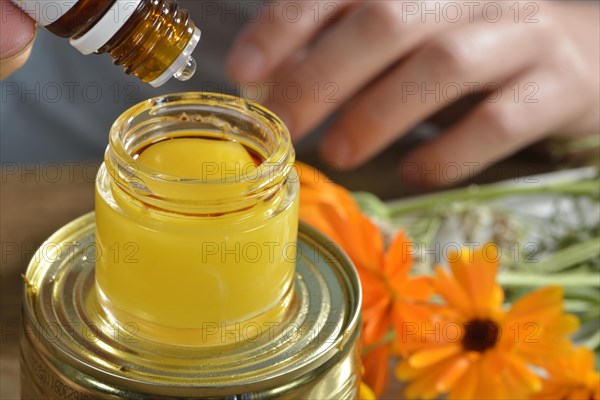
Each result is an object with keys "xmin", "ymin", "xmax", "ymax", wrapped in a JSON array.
[{"xmin": 227, "ymin": 0, "xmax": 600, "ymax": 185}]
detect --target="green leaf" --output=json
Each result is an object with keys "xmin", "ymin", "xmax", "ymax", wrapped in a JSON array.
[{"xmin": 525, "ymin": 238, "xmax": 600, "ymax": 273}]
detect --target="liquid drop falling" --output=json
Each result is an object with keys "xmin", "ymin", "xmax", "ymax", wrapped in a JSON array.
[{"xmin": 174, "ymin": 57, "xmax": 197, "ymax": 81}]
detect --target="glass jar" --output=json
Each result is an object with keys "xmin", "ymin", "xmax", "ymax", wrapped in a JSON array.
[{"xmin": 95, "ymin": 92, "xmax": 299, "ymax": 346}]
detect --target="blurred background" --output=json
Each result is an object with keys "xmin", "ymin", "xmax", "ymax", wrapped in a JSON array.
[{"xmin": 0, "ymin": 0, "xmax": 565, "ymax": 200}]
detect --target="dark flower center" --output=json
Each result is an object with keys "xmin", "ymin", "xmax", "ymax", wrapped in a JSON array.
[{"xmin": 462, "ymin": 319, "xmax": 500, "ymax": 352}]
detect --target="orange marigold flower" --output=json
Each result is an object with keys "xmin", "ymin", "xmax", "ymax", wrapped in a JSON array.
[
  {"xmin": 394, "ymin": 246, "xmax": 580, "ymax": 400},
  {"xmin": 359, "ymin": 381, "xmax": 377, "ymax": 400},
  {"xmin": 296, "ymin": 162, "xmax": 433, "ymax": 397},
  {"xmin": 533, "ymin": 347, "xmax": 600, "ymax": 400}
]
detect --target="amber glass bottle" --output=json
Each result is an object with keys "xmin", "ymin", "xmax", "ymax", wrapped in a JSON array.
[{"xmin": 12, "ymin": 0, "xmax": 200, "ymax": 86}]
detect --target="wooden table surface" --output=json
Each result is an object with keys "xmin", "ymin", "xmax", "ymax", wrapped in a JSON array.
[{"xmin": 0, "ymin": 148, "xmax": 556, "ymax": 399}]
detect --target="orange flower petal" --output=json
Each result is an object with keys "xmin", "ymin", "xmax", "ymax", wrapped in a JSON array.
[
  {"xmin": 358, "ymin": 381, "xmax": 377, "ymax": 400},
  {"xmin": 362, "ymin": 304, "xmax": 392, "ymax": 346},
  {"xmin": 357, "ymin": 213, "xmax": 386, "ymax": 271},
  {"xmin": 395, "ymin": 358, "xmax": 422, "ymax": 381},
  {"xmin": 483, "ymin": 349, "xmax": 507, "ymax": 370},
  {"xmin": 404, "ymin": 358, "xmax": 458, "ymax": 399},
  {"xmin": 568, "ymin": 388, "xmax": 593, "ymax": 400},
  {"xmin": 502, "ymin": 352, "xmax": 542, "ymax": 393},
  {"xmin": 448, "ymin": 245, "xmax": 501, "ymax": 316},
  {"xmin": 362, "ymin": 343, "xmax": 390, "ymax": 397},
  {"xmin": 535, "ymin": 348, "xmax": 600, "ymax": 400},
  {"xmin": 297, "ymin": 161, "xmax": 386, "ymax": 272},
  {"xmin": 471, "ymin": 353, "xmax": 509, "ymax": 400},
  {"xmin": 516, "ymin": 336, "xmax": 574, "ymax": 361},
  {"xmin": 433, "ymin": 266, "xmax": 472, "ymax": 316},
  {"xmin": 506, "ymin": 286, "xmax": 564, "ymax": 321},
  {"xmin": 449, "ymin": 366, "xmax": 478, "ymax": 400},
  {"xmin": 392, "ymin": 276, "xmax": 434, "ymax": 302},
  {"xmin": 299, "ymin": 210, "xmax": 343, "ymax": 244},
  {"xmin": 295, "ymin": 162, "xmax": 333, "ymax": 190},
  {"xmin": 544, "ymin": 313, "xmax": 581, "ymax": 336},
  {"xmin": 408, "ymin": 344, "xmax": 462, "ymax": 368},
  {"xmin": 404, "ymin": 381, "xmax": 440, "ymax": 400},
  {"xmin": 434, "ymin": 355, "xmax": 471, "ymax": 392},
  {"xmin": 384, "ymin": 230, "xmax": 413, "ymax": 278},
  {"xmin": 360, "ymin": 273, "xmax": 389, "ymax": 312}
]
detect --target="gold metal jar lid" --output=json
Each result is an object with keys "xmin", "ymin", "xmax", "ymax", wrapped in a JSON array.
[{"xmin": 21, "ymin": 213, "xmax": 362, "ymax": 399}]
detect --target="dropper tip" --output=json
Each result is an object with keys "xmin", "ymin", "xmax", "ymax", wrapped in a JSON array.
[{"xmin": 174, "ymin": 57, "xmax": 196, "ymax": 82}]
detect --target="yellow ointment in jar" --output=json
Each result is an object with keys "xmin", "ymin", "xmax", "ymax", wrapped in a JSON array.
[{"xmin": 95, "ymin": 93, "xmax": 299, "ymax": 345}]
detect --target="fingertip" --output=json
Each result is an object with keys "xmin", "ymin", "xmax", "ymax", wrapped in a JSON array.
[
  {"xmin": 319, "ymin": 133, "xmax": 353, "ymax": 171},
  {"xmin": 0, "ymin": 1, "xmax": 36, "ymax": 60},
  {"xmin": 226, "ymin": 39, "xmax": 267, "ymax": 84},
  {"xmin": 0, "ymin": 44, "xmax": 33, "ymax": 79}
]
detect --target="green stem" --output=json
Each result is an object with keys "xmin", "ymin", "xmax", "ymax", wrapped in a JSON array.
[
  {"xmin": 387, "ymin": 179, "xmax": 599, "ymax": 217},
  {"xmin": 524, "ymin": 238, "xmax": 600, "ymax": 273},
  {"xmin": 581, "ymin": 329, "xmax": 600, "ymax": 350},
  {"xmin": 498, "ymin": 273, "xmax": 600, "ymax": 287},
  {"xmin": 564, "ymin": 300, "xmax": 598, "ymax": 313}
]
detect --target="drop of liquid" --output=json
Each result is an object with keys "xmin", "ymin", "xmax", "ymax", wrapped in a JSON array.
[{"xmin": 174, "ymin": 57, "xmax": 197, "ymax": 81}]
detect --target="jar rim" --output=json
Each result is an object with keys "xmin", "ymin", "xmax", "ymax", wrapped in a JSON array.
[
  {"xmin": 108, "ymin": 92, "xmax": 293, "ymax": 186},
  {"xmin": 103, "ymin": 92, "xmax": 296, "ymax": 214}
]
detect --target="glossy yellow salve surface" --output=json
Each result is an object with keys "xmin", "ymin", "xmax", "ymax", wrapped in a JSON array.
[
  {"xmin": 136, "ymin": 137, "xmax": 259, "ymax": 178},
  {"xmin": 95, "ymin": 136, "xmax": 298, "ymax": 344}
]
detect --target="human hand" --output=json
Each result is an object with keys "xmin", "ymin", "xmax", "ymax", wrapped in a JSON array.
[
  {"xmin": 0, "ymin": 0, "xmax": 36, "ymax": 80},
  {"xmin": 227, "ymin": 1, "xmax": 600, "ymax": 185}
]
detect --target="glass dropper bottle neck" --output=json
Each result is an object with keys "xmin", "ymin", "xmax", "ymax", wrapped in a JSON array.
[{"xmin": 97, "ymin": 0, "xmax": 200, "ymax": 86}]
